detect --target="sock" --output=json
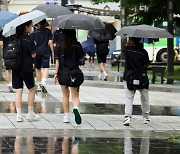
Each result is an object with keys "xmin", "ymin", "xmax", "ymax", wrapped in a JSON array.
[
  {"xmin": 28, "ymin": 106, "xmax": 34, "ymax": 114},
  {"xmin": 16, "ymin": 108, "xmax": 22, "ymax": 116},
  {"xmin": 64, "ymin": 112, "xmax": 69, "ymax": 117},
  {"xmin": 37, "ymin": 82, "xmax": 41, "ymax": 88},
  {"xmin": 103, "ymin": 71, "xmax": 107, "ymax": 76},
  {"xmin": 73, "ymin": 106, "xmax": 79, "ymax": 110},
  {"xmin": 8, "ymin": 83, "xmax": 12, "ymax": 87},
  {"xmin": 41, "ymin": 78, "xmax": 46, "ymax": 86}
]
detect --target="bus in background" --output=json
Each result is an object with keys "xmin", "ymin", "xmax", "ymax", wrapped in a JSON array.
[{"xmin": 144, "ymin": 22, "xmax": 180, "ymax": 62}]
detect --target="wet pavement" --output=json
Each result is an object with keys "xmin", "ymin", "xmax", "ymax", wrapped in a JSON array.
[
  {"xmin": 1, "ymin": 101, "xmax": 180, "ymax": 116},
  {"xmin": 0, "ymin": 62, "xmax": 180, "ymax": 153},
  {"xmin": 0, "ymin": 130, "xmax": 180, "ymax": 154}
]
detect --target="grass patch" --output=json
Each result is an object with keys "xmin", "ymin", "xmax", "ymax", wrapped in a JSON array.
[
  {"xmin": 165, "ymin": 66, "xmax": 180, "ymax": 80},
  {"xmin": 167, "ymin": 135, "xmax": 180, "ymax": 143},
  {"xmin": 112, "ymin": 65, "xmax": 180, "ymax": 81}
]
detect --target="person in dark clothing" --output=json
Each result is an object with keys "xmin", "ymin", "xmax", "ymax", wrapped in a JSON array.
[
  {"xmin": 94, "ymin": 39, "xmax": 109, "ymax": 80},
  {"xmin": 12, "ymin": 20, "xmax": 40, "ymax": 122},
  {"xmin": 54, "ymin": 29, "xmax": 85, "ymax": 125},
  {"xmin": 53, "ymin": 28, "xmax": 62, "ymax": 47},
  {"xmin": 123, "ymin": 37, "xmax": 151, "ymax": 126},
  {"xmin": 0, "ymin": 31, "xmax": 14, "ymax": 92},
  {"xmin": 31, "ymin": 19, "xmax": 54, "ymax": 93}
]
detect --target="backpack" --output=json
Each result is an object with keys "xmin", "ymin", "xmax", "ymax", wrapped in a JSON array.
[{"xmin": 3, "ymin": 39, "xmax": 22, "ymax": 70}]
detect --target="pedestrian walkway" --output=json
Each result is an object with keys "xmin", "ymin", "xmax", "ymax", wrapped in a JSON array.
[
  {"xmin": 1, "ymin": 113, "xmax": 180, "ymax": 131},
  {"xmin": 0, "ymin": 74, "xmax": 180, "ymax": 132},
  {"xmin": 1, "ymin": 79, "xmax": 180, "ymax": 107}
]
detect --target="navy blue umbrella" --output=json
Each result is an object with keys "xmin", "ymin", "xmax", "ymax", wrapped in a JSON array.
[
  {"xmin": 0, "ymin": 11, "xmax": 18, "ymax": 28},
  {"xmin": 82, "ymin": 37, "xmax": 96, "ymax": 55}
]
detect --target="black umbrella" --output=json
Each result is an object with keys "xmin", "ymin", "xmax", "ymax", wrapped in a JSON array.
[
  {"xmin": 32, "ymin": 4, "xmax": 72, "ymax": 18},
  {"xmin": 50, "ymin": 14, "xmax": 105, "ymax": 30},
  {"xmin": 89, "ymin": 23, "xmax": 117, "ymax": 41}
]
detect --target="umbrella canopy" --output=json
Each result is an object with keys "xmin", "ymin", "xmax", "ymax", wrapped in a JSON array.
[
  {"xmin": 116, "ymin": 24, "xmax": 173, "ymax": 38},
  {"xmin": 32, "ymin": 4, "xmax": 72, "ymax": 18},
  {"xmin": 0, "ymin": 11, "xmax": 18, "ymax": 28},
  {"xmin": 50, "ymin": 14, "xmax": 105, "ymax": 30},
  {"xmin": 90, "ymin": 23, "xmax": 117, "ymax": 41},
  {"xmin": 143, "ymin": 38, "xmax": 159, "ymax": 44},
  {"xmin": 82, "ymin": 37, "xmax": 96, "ymax": 55},
  {"xmin": 2, "ymin": 10, "xmax": 47, "ymax": 37}
]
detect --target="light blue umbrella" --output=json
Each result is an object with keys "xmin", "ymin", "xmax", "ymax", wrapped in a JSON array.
[
  {"xmin": 0, "ymin": 11, "xmax": 18, "ymax": 28},
  {"xmin": 3, "ymin": 10, "xmax": 47, "ymax": 37}
]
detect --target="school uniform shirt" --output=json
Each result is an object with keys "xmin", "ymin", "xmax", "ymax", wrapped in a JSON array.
[
  {"xmin": 19, "ymin": 32, "xmax": 36, "ymax": 72},
  {"xmin": 94, "ymin": 39, "xmax": 109, "ymax": 55},
  {"xmin": 53, "ymin": 29, "xmax": 62, "ymax": 45},
  {"xmin": 31, "ymin": 28, "xmax": 52, "ymax": 56},
  {"xmin": 55, "ymin": 42, "xmax": 85, "ymax": 72},
  {"xmin": 123, "ymin": 45, "xmax": 150, "ymax": 81}
]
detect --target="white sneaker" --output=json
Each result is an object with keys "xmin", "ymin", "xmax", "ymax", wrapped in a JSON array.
[
  {"xmin": 26, "ymin": 112, "xmax": 41, "ymax": 122},
  {"xmin": 98, "ymin": 73, "xmax": 102, "ymax": 80},
  {"xmin": 123, "ymin": 116, "xmax": 131, "ymax": 126},
  {"xmin": 143, "ymin": 117, "xmax": 151, "ymax": 124},
  {"xmin": 37, "ymin": 86, "xmax": 41, "ymax": 92},
  {"xmin": 103, "ymin": 73, "xmax": 108, "ymax": 81},
  {"xmin": 63, "ymin": 115, "xmax": 70, "ymax": 123},
  {"xmin": 16, "ymin": 115, "xmax": 24, "ymax": 122}
]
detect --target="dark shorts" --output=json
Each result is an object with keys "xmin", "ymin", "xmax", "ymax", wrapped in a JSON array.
[
  {"xmin": 97, "ymin": 54, "xmax": 107, "ymax": 63},
  {"xmin": 12, "ymin": 71, "xmax": 35, "ymax": 89},
  {"xmin": 35, "ymin": 54, "xmax": 50, "ymax": 69}
]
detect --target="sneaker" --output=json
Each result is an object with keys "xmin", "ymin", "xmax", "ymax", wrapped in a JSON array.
[
  {"xmin": 37, "ymin": 86, "xmax": 41, "ymax": 92},
  {"xmin": 98, "ymin": 73, "xmax": 102, "ymax": 80},
  {"xmin": 40, "ymin": 85, "xmax": 47, "ymax": 93},
  {"xmin": 123, "ymin": 116, "xmax": 131, "ymax": 126},
  {"xmin": 8, "ymin": 86, "xmax": 14, "ymax": 93},
  {"xmin": 16, "ymin": 115, "xmax": 24, "ymax": 122},
  {"xmin": 104, "ymin": 74, "xmax": 108, "ymax": 81},
  {"xmin": 143, "ymin": 117, "xmax": 151, "ymax": 124},
  {"xmin": 73, "ymin": 108, "xmax": 82, "ymax": 125},
  {"xmin": 103, "ymin": 71, "xmax": 108, "ymax": 81},
  {"xmin": 63, "ymin": 115, "xmax": 70, "ymax": 123},
  {"xmin": 26, "ymin": 112, "xmax": 41, "ymax": 122}
]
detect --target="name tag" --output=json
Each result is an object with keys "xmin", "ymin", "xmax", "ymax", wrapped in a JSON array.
[{"xmin": 133, "ymin": 80, "xmax": 140, "ymax": 85}]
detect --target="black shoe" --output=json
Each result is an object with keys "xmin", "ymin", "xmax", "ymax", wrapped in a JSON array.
[
  {"xmin": 73, "ymin": 108, "xmax": 82, "ymax": 125},
  {"xmin": 40, "ymin": 85, "xmax": 47, "ymax": 93}
]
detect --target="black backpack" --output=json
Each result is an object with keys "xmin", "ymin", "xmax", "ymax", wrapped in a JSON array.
[{"xmin": 4, "ymin": 39, "xmax": 22, "ymax": 70}]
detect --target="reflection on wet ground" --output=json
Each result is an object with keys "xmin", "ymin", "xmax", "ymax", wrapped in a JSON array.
[
  {"xmin": 1, "ymin": 136, "xmax": 180, "ymax": 154},
  {"xmin": 1, "ymin": 101, "xmax": 180, "ymax": 116}
]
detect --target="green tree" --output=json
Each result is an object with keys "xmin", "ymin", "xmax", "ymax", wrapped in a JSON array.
[{"xmin": 91, "ymin": 0, "xmax": 180, "ymax": 25}]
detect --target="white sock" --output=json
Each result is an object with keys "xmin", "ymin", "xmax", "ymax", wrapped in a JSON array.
[
  {"xmin": 28, "ymin": 106, "xmax": 34, "ymax": 114},
  {"xmin": 37, "ymin": 82, "xmax": 41, "ymax": 87},
  {"xmin": 64, "ymin": 112, "xmax": 69, "ymax": 117},
  {"xmin": 41, "ymin": 78, "xmax": 46, "ymax": 86},
  {"xmin": 8, "ymin": 83, "xmax": 12, "ymax": 87},
  {"xmin": 103, "ymin": 71, "xmax": 107, "ymax": 76},
  {"xmin": 73, "ymin": 106, "xmax": 79, "ymax": 110},
  {"xmin": 16, "ymin": 108, "xmax": 22, "ymax": 116}
]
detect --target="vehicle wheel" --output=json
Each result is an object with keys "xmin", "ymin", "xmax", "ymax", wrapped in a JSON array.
[{"xmin": 156, "ymin": 48, "xmax": 168, "ymax": 62}]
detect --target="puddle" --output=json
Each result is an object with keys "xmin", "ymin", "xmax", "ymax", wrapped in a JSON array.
[
  {"xmin": 0, "ymin": 136, "xmax": 179, "ymax": 154},
  {"xmin": 0, "ymin": 101, "xmax": 180, "ymax": 116}
]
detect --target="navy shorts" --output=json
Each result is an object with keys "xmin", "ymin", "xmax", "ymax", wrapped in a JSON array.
[
  {"xmin": 97, "ymin": 54, "xmax": 107, "ymax": 63},
  {"xmin": 12, "ymin": 71, "xmax": 35, "ymax": 89},
  {"xmin": 35, "ymin": 54, "xmax": 50, "ymax": 69}
]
